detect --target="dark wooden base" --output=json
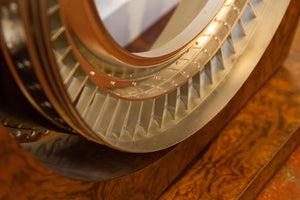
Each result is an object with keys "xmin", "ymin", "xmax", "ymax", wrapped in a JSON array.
[{"xmin": 0, "ymin": 1, "xmax": 299, "ymax": 199}]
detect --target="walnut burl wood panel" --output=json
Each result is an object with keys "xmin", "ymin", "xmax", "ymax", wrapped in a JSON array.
[
  {"xmin": 0, "ymin": 1, "xmax": 299, "ymax": 200},
  {"xmin": 255, "ymin": 145, "xmax": 300, "ymax": 200}
]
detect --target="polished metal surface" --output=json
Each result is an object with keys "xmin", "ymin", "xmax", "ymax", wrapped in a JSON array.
[{"xmin": 0, "ymin": 0, "xmax": 290, "ymax": 152}]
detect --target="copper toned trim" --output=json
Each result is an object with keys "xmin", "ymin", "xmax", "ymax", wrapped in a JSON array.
[{"xmin": 57, "ymin": 0, "xmax": 182, "ymax": 67}]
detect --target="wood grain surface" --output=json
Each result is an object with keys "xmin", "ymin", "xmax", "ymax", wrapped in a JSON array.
[
  {"xmin": 0, "ymin": 1, "xmax": 299, "ymax": 200},
  {"xmin": 256, "ymin": 144, "xmax": 300, "ymax": 200}
]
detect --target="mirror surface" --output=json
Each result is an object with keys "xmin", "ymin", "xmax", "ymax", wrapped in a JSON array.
[
  {"xmin": 95, "ymin": 0, "xmax": 224, "ymax": 55},
  {"xmin": 95, "ymin": 0, "xmax": 181, "ymax": 52}
]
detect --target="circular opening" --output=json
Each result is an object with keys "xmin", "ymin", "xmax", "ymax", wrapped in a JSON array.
[
  {"xmin": 57, "ymin": 0, "xmax": 225, "ymax": 71},
  {"xmin": 95, "ymin": 0, "xmax": 224, "ymax": 57}
]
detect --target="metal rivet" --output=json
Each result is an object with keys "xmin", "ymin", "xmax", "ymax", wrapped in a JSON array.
[
  {"xmin": 233, "ymin": 6, "xmax": 240, "ymax": 14},
  {"xmin": 214, "ymin": 36, "xmax": 221, "ymax": 43},
  {"xmin": 194, "ymin": 61, "xmax": 201, "ymax": 68},
  {"xmin": 23, "ymin": 60, "xmax": 31, "ymax": 67},
  {"xmin": 90, "ymin": 71, "xmax": 95, "ymax": 76},
  {"xmin": 41, "ymin": 101, "xmax": 52, "ymax": 108},
  {"xmin": 15, "ymin": 130, "xmax": 21, "ymax": 137},
  {"xmin": 203, "ymin": 49, "xmax": 211, "ymax": 56},
  {"xmin": 30, "ymin": 131, "xmax": 36, "ymax": 137},
  {"xmin": 17, "ymin": 62, "xmax": 24, "ymax": 69},
  {"xmin": 223, "ymin": 22, "xmax": 230, "ymax": 29},
  {"xmin": 44, "ymin": 130, "xmax": 51, "ymax": 136}
]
